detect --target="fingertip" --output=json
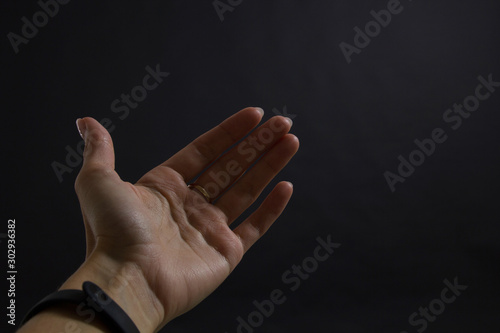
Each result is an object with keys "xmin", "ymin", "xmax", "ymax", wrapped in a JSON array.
[
  {"xmin": 239, "ymin": 107, "xmax": 264, "ymax": 121},
  {"xmin": 287, "ymin": 133, "xmax": 300, "ymax": 148},
  {"xmin": 230, "ymin": 107, "xmax": 264, "ymax": 128},
  {"xmin": 83, "ymin": 117, "xmax": 113, "ymax": 143},
  {"xmin": 278, "ymin": 180, "xmax": 294, "ymax": 198},
  {"xmin": 78, "ymin": 117, "xmax": 116, "ymax": 171},
  {"xmin": 244, "ymin": 107, "xmax": 264, "ymax": 122},
  {"xmin": 252, "ymin": 107, "xmax": 264, "ymax": 117},
  {"xmin": 76, "ymin": 118, "xmax": 86, "ymax": 140}
]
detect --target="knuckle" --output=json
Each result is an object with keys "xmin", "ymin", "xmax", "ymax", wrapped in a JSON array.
[{"xmin": 75, "ymin": 167, "xmax": 113, "ymax": 191}]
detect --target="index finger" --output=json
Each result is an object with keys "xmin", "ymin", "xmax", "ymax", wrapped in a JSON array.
[{"xmin": 161, "ymin": 107, "xmax": 264, "ymax": 182}]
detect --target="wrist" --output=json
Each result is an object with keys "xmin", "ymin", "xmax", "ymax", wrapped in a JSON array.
[{"xmin": 59, "ymin": 251, "xmax": 164, "ymax": 333}]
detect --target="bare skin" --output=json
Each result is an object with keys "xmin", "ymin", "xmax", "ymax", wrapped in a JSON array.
[{"xmin": 19, "ymin": 107, "xmax": 299, "ymax": 332}]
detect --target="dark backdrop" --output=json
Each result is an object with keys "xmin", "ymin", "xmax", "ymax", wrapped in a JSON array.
[{"xmin": 2, "ymin": 0, "xmax": 500, "ymax": 332}]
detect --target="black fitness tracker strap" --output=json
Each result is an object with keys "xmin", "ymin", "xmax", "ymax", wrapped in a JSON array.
[
  {"xmin": 20, "ymin": 281, "xmax": 140, "ymax": 333},
  {"xmin": 20, "ymin": 289, "xmax": 85, "ymax": 324},
  {"xmin": 82, "ymin": 281, "xmax": 139, "ymax": 333}
]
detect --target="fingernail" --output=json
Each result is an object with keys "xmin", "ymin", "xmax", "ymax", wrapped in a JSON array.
[
  {"xmin": 286, "ymin": 181, "xmax": 294, "ymax": 188},
  {"xmin": 285, "ymin": 117, "xmax": 293, "ymax": 127},
  {"xmin": 254, "ymin": 107, "xmax": 264, "ymax": 116},
  {"xmin": 76, "ymin": 118, "xmax": 86, "ymax": 140}
]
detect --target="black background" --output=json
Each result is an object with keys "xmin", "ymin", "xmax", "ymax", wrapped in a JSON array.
[{"xmin": 2, "ymin": 0, "xmax": 500, "ymax": 332}]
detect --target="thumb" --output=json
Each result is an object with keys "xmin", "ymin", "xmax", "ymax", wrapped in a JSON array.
[
  {"xmin": 76, "ymin": 117, "xmax": 115, "ymax": 173},
  {"xmin": 74, "ymin": 117, "xmax": 117, "ymax": 256}
]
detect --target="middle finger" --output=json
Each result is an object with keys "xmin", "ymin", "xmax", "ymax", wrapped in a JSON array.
[{"xmin": 191, "ymin": 115, "xmax": 292, "ymax": 201}]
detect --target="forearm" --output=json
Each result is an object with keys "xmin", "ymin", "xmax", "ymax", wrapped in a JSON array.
[{"xmin": 18, "ymin": 251, "xmax": 164, "ymax": 333}]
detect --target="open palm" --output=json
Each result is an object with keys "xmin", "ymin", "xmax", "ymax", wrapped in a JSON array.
[{"xmin": 73, "ymin": 107, "xmax": 299, "ymax": 330}]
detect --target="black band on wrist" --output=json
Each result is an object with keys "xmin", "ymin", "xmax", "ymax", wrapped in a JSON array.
[{"xmin": 20, "ymin": 281, "xmax": 139, "ymax": 333}]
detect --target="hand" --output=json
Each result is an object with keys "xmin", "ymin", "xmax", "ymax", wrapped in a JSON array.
[{"xmin": 64, "ymin": 107, "xmax": 299, "ymax": 332}]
